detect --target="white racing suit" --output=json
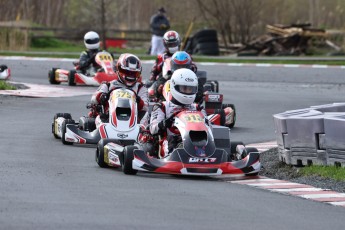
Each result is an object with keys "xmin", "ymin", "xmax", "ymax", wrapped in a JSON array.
[
  {"xmin": 90, "ymin": 80, "xmax": 149, "ymax": 125},
  {"xmin": 149, "ymin": 100, "xmax": 207, "ymax": 157}
]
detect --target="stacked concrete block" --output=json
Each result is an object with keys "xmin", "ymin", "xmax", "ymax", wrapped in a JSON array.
[{"xmin": 273, "ymin": 103, "xmax": 345, "ymax": 167}]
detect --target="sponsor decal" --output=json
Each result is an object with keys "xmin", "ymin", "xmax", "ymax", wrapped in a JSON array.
[
  {"xmin": 117, "ymin": 133, "xmax": 128, "ymax": 139},
  {"xmin": 207, "ymin": 94, "xmax": 221, "ymax": 102},
  {"xmin": 185, "ymin": 78, "xmax": 194, "ymax": 82},
  {"xmin": 189, "ymin": 157, "xmax": 216, "ymax": 163}
]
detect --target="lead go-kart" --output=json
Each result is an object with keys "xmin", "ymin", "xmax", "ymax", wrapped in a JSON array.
[
  {"xmin": 95, "ymin": 108, "xmax": 260, "ymax": 176},
  {"xmin": 0, "ymin": 65, "xmax": 10, "ymax": 80},
  {"xmin": 48, "ymin": 51, "xmax": 117, "ymax": 86},
  {"xmin": 146, "ymin": 57, "xmax": 236, "ymax": 128},
  {"xmin": 52, "ymin": 88, "xmax": 142, "ymax": 149}
]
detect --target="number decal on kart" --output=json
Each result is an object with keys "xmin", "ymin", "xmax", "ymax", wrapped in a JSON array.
[
  {"xmin": 98, "ymin": 54, "xmax": 113, "ymax": 62},
  {"xmin": 184, "ymin": 114, "xmax": 203, "ymax": 122},
  {"xmin": 113, "ymin": 91, "xmax": 132, "ymax": 99}
]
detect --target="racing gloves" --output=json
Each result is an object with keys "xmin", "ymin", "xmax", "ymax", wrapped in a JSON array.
[
  {"xmin": 100, "ymin": 93, "xmax": 108, "ymax": 105},
  {"xmin": 158, "ymin": 115, "xmax": 175, "ymax": 130}
]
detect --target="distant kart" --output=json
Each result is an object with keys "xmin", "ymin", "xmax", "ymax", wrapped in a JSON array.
[
  {"xmin": 0, "ymin": 65, "xmax": 11, "ymax": 80},
  {"xmin": 52, "ymin": 88, "xmax": 141, "ymax": 148},
  {"xmin": 48, "ymin": 51, "xmax": 117, "ymax": 86},
  {"xmin": 95, "ymin": 109, "xmax": 260, "ymax": 176}
]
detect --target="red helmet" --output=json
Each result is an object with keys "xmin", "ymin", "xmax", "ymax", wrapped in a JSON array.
[
  {"xmin": 163, "ymin": 30, "xmax": 180, "ymax": 54},
  {"xmin": 116, "ymin": 53, "xmax": 142, "ymax": 87}
]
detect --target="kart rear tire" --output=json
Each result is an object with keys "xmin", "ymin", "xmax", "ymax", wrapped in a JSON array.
[
  {"xmin": 61, "ymin": 119, "xmax": 75, "ymax": 145},
  {"xmin": 222, "ymin": 104, "xmax": 236, "ymax": 128},
  {"xmin": 95, "ymin": 139, "xmax": 109, "ymax": 168},
  {"xmin": 123, "ymin": 146, "xmax": 138, "ymax": 175},
  {"xmin": 79, "ymin": 116, "xmax": 96, "ymax": 132},
  {"xmin": 68, "ymin": 70, "xmax": 76, "ymax": 86},
  {"xmin": 48, "ymin": 68, "xmax": 60, "ymax": 85},
  {"xmin": 52, "ymin": 113, "xmax": 72, "ymax": 139}
]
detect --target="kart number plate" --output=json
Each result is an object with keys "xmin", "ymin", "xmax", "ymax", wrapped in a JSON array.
[
  {"xmin": 98, "ymin": 54, "xmax": 113, "ymax": 62},
  {"xmin": 184, "ymin": 114, "xmax": 203, "ymax": 122},
  {"xmin": 113, "ymin": 91, "xmax": 132, "ymax": 99}
]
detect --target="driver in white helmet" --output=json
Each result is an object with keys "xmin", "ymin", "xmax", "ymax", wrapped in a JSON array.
[
  {"xmin": 149, "ymin": 68, "xmax": 207, "ymax": 157},
  {"xmin": 78, "ymin": 31, "xmax": 102, "ymax": 75}
]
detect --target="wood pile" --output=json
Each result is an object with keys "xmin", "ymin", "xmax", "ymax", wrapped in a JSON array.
[{"xmin": 236, "ymin": 23, "xmax": 328, "ymax": 56}]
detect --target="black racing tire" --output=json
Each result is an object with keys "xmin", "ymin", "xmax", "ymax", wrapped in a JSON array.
[
  {"xmin": 78, "ymin": 116, "xmax": 96, "ymax": 132},
  {"xmin": 222, "ymin": 104, "xmax": 236, "ymax": 128},
  {"xmin": 52, "ymin": 113, "xmax": 72, "ymax": 139},
  {"xmin": 122, "ymin": 146, "xmax": 138, "ymax": 175},
  {"xmin": 68, "ymin": 70, "xmax": 76, "ymax": 86},
  {"xmin": 194, "ymin": 42, "xmax": 220, "ymax": 56},
  {"xmin": 61, "ymin": 119, "xmax": 75, "ymax": 145},
  {"xmin": 48, "ymin": 68, "xmax": 60, "ymax": 84},
  {"xmin": 243, "ymin": 147, "xmax": 259, "ymax": 159},
  {"xmin": 193, "ymin": 29, "xmax": 217, "ymax": 40},
  {"xmin": 230, "ymin": 141, "xmax": 245, "ymax": 154},
  {"xmin": 95, "ymin": 139, "xmax": 109, "ymax": 168}
]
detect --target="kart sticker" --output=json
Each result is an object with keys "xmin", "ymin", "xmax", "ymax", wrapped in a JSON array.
[
  {"xmin": 113, "ymin": 91, "xmax": 132, "ymax": 99},
  {"xmin": 97, "ymin": 53, "xmax": 113, "ymax": 62},
  {"xmin": 184, "ymin": 114, "xmax": 203, "ymax": 122},
  {"xmin": 189, "ymin": 158, "xmax": 216, "ymax": 163}
]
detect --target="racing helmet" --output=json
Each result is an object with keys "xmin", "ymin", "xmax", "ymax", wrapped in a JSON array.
[
  {"xmin": 116, "ymin": 53, "xmax": 142, "ymax": 87},
  {"xmin": 84, "ymin": 31, "xmax": 100, "ymax": 50},
  {"xmin": 163, "ymin": 30, "xmax": 180, "ymax": 54},
  {"xmin": 170, "ymin": 68, "xmax": 198, "ymax": 105},
  {"xmin": 171, "ymin": 51, "xmax": 192, "ymax": 72}
]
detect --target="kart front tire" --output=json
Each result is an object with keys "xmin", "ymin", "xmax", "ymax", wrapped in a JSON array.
[
  {"xmin": 61, "ymin": 119, "xmax": 75, "ymax": 145},
  {"xmin": 52, "ymin": 113, "xmax": 72, "ymax": 139},
  {"xmin": 79, "ymin": 116, "xmax": 96, "ymax": 131},
  {"xmin": 48, "ymin": 68, "xmax": 60, "ymax": 85},
  {"xmin": 123, "ymin": 146, "xmax": 138, "ymax": 175},
  {"xmin": 95, "ymin": 139, "xmax": 108, "ymax": 168},
  {"xmin": 68, "ymin": 70, "xmax": 76, "ymax": 86},
  {"xmin": 223, "ymin": 103, "xmax": 236, "ymax": 128}
]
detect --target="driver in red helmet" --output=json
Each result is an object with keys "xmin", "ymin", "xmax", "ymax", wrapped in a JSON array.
[
  {"xmin": 148, "ymin": 30, "xmax": 181, "ymax": 82},
  {"xmin": 89, "ymin": 53, "xmax": 148, "ymax": 123}
]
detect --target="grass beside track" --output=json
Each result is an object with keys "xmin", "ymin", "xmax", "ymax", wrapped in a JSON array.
[
  {"xmin": 0, "ymin": 80, "xmax": 16, "ymax": 90},
  {"xmin": 1, "ymin": 50, "xmax": 345, "ymax": 65},
  {"xmin": 300, "ymin": 165, "xmax": 345, "ymax": 181}
]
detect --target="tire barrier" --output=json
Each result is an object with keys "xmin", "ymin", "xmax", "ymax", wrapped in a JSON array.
[
  {"xmin": 184, "ymin": 29, "xmax": 220, "ymax": 56},
  {"xmin": 273, "ymin": 103, "xmax": 345, "ymax": 167}
]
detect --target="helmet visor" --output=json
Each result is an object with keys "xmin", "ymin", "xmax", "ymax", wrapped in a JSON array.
[
  {"xmin": 166, "ymin": 40, "xmax": 179, "ymax": 48},
  {"xmin": 175, "ymin": 85, "xmax": 197, "ymax": 95},
  {"xmin": 85, "ymin": 37, "xmax": 100, "ymax": 44},
  {"xmin": 119, "ymin": 68, "xmax": 141, "ymax": 83},
  {"xmin": 171, "ymin": 63, "xmax": 191, "ymax": 72}
]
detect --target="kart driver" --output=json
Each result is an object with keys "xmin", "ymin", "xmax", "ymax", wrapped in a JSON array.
[
  {"xmin": 78, "ymin": 31, "xmax": 102, "ymax": 75},
  {"xmin": 149, "ymin": 68, "xmax": 207, "ymax": 158},
  {"xmin": 153, "ymin": 51, "xmax": 198, "ymax": 101},
  {"xmin": 149, "ymin": 30, "xmax": 182, "ymax": 82},
  {"xmin": 89, "ymin": 53, "xmax": 148, "ymax": 124}
]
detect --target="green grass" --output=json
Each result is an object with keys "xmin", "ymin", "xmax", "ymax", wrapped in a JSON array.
[
  {"xmin": 0, "ymin": 80, "xmax": 16, "ymax": 90},
  {"xmin": 300, "ymin": 165, "xmax": 345, "ymax": 181}
]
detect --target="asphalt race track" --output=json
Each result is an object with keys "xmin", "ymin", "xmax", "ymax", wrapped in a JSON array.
[{"xmin": 1, "ymin": 58, "xmax": 345, "ymax": 229}]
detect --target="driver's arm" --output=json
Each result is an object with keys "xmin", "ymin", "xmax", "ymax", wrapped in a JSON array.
[{"xmin": 149, "ymin": 104, "xmax": 165, "ymax": 135}]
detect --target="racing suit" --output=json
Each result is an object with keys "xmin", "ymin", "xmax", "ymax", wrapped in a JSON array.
[
  {"xmin": 79, "ymin": 49, "xmax": 101, "ymax": 75},
  {"xmin": 90, "ymin": 79, "xmax": 149, "ymax": 124},
  {"xmin": 149, "ymin": 52, "xmax": 172, "ymax": 81},
  {"xmin": 149, "ymin": 100, "xmax": 207, "ymax": 157}
]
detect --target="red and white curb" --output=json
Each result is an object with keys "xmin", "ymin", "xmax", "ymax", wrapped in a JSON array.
[
  {"xmin": 228, "ymin": 177, "xmax": 345, "ymax": 207},
  {"xmin": 0, "ymin": 82, "xmax": 95, "ymax": 98},
  {"xmin": 1, "ymin": 55, "xmax": 345, "ymax": 69}
]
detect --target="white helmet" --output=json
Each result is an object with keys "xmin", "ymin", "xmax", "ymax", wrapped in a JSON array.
[
  {"xmin": 170, "ymin": 68, "xmax": 198, "ymax": 105},
  {"xmin": 84, "ymin": 31, "xmax": 100, "ymax": 50}
]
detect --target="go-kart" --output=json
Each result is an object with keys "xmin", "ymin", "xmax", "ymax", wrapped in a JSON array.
[
  {"xmin": 48, "ymin": 51, "xmax": 117, "ymax": 86},
  {"xmin": 52, "ymin": 88, "xmax": 141, "ymax": 147},
  {"xmin": 95, "ymin": 109, "xmax": 260, "ymax": 176},
  {"xmin": 0, "ymin": 65, "xmax": 10, "ymax": 80}
]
